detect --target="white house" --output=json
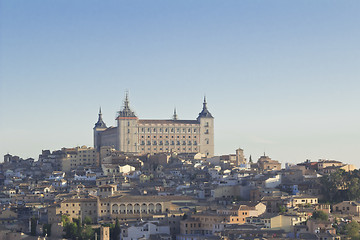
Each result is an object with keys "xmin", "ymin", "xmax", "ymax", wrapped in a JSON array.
[{"xmin": 120, "ymin": 221, "xmax": 170, "ymax": 240}]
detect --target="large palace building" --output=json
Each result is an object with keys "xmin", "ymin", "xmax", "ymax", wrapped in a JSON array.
[{"xmin": 93, "ymin": 94, "xmax": 214, "ymax": 157}]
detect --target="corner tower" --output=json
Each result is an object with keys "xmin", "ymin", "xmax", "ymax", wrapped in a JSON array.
[
  {"xmin": 197, "ymin": 96, "xmax": 214, "ymax": 157},
  {"xmin": 116, "ymin": 93, "xmax": 139, "ymax": 153},
  {"xmin": 94, "ymin": 107, "xmax": 107, "ymax": 151}
]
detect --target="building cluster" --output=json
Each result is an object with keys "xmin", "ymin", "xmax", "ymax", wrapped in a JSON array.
[
  {"xmin": 0, "ymin": 96, "xmax": 358, "ymax": 240},
  {"xmin": 0, "ymin": 148, "xmax": 357, "ymax": 240}
]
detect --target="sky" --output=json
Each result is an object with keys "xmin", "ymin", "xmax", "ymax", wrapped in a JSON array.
[{"xmin": 0, "ymin": 0, "xmax": 359, "ymax": 166}]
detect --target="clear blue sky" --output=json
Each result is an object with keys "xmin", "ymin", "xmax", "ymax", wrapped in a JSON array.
[{"xmin": 1, "ymin": 0, "xmax": 359, "ymax": 166}]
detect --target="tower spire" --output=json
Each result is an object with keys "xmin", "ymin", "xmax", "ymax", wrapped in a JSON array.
[
  {"xmin": 197, "ymin": 95, "xmax": 213, "ymax": 119},
  {"xmin": 118, "ymin": 91, "xmax": 137, "ymax": 118},
  {"xmin": 173, "ymin": 107, "xmax": 178, "ymax": 120},
  {"xmin": 124, "ymin": 91, "xmax": 130, "ymax": 110},
  {"xmin": 94, "ymin": 107, "xmax": 107, "ymax": 128}
]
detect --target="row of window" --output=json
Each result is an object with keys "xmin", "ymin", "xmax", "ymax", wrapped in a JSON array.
[
  {"xmin": 70, "ymin": 159, "xmax": 96, "ymax": 162},
  {"xmin": 140, "ymin": 127, "xmax": 198, "ymax": 133},
  {"xmin": 141, "ymin": 135, "xmax": 197, "ymax": 139},
  {"xmin": 65, "ymin": 203, "xmax": 95, "ymax": 207},
  {"xmin": 61, "ymin": 210, "xmax": 94, "ymax": 215},
  {"xmin": 185, "ymin": 223, "xmax": 201, "ymax": 228},
  {"xmin": 141, "ymin": 147, "xmax": 197, "ymax": 152},
  {"xmin": 141, "ymin": 140, "xmax": 198, "ymax": 146},
  {"xmin": 70, "ymin": 154, "xmax": 96, "ymax": 158}
]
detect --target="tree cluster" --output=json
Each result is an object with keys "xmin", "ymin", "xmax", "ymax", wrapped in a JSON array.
[
  {"xmin": 62, "ymin": 215, "xmax": 121, "ymax": 240},
  {"xmin": 103, "ymin": 218, "xmax": 121, "ymax": 240},
  {"xmin": 43, "ymin": 223, "xmax": 52, "ymax": 237},
  {"xmin": 311, "ymin": 210, "xmax": 328, "ymax": 221},
  {"xmin": 321, "ymin": 169, "xmax": 360, "ymax": 203},
  {"xmin": 345, "ymin": 221, "xmax": 360, "ymax": 240},
  {"xmin": 62, "ymin": 215, "xmax": 94, "ymax": 240}
]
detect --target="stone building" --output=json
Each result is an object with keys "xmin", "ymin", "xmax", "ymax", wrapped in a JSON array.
[
  {"xmin": 48, "ymin": 194, "xmax": 196, "ymax": 224},
  {"xmin": 257, "ymin": 155, "xmax": 281, "ymax": 172},
  {"xmin": 39, "ymin": 146, "xmax": 99, "ymax": 172},
  {"xmin": 333, "ymin": 201, "xmax": 360, "ymax": 216},
  {"xmin": 94, "ymin": 94, "xmax": 214, "ymax": 157}
]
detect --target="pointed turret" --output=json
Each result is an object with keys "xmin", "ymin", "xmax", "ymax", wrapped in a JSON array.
[
  {"xmin": 197, "ymin": 95, "xmax": 213, "ymax": 120},
  {"xmin": 94, "ymin": 107, "xmax": 107, "ymax": 129},
  {"xmin": 173, "ymin": 107, "xmax": 178, "ymax": 120},
  {"xmin": 117, "ymin": 92, "xmax": 137, "ymax": 118}
]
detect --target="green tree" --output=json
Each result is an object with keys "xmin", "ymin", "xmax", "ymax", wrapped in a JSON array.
[
  {"xmin": 84, "ymin": 216, "xmax": 92, "ymax": 225},
  {"xmin": 112, "ymin": 218, "xmax": 121, "ymax": 240},
  {"xmin": 82, "ymin": 225, "xmax": 94, "ymax": 240},
  {"xmin": 321, "ymin": 169, "xmax": 352, "ymax": 203},
  {"xmin": 311, "ymin": 210, "xmax": 328, "ymax": 221},
  {"xmin": 278, "ymin": 205, "xmax": 286, "ymax": 213},
  {"xmin": 30, "ymin": 217, "xmax": 37, "ymax": 236},
  {"xmin": 61, "ymin": 215, "xmax": 70, "ymax": 224},
  {"xmin": 345, "ymin": 221, "xmax": 360, "ymax": 240},
  {"xmin": 348, "ymin": 178, "xmax": 360, "ymax": 200},
  {"xmin": 43, "ymin": 223, "xmax": 52, "ymax": 237}
]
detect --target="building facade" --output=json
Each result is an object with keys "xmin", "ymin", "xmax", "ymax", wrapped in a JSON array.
[
  {"xmin": 38, "ymin": 146, "xmax": 99, "ymax": 172},
  {"xmin": 94, "ymin": 94, "xmax": 214, "ymax": 156}
]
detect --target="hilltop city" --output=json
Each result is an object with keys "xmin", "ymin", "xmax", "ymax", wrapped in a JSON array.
[{"xmin": 1, "ymin": 95, "xmax": 359, "ymax": 240}]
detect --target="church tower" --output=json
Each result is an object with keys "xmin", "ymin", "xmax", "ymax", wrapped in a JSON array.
[
  {"xmin": 93, "ymin": 107, "xmax": 107, "ymax": 151},
  {"xmin": 116, "ymin": 93, "xmax": 139, "ymax": 153},
  {"xmin": 197, "ymin": 96, "xmax": 214, "ymax": 157}
]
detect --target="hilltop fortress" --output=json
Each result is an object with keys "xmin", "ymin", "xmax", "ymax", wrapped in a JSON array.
[{"xmin": 94, "ymin": 94, "xmax": 214, "ymax": 157}]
